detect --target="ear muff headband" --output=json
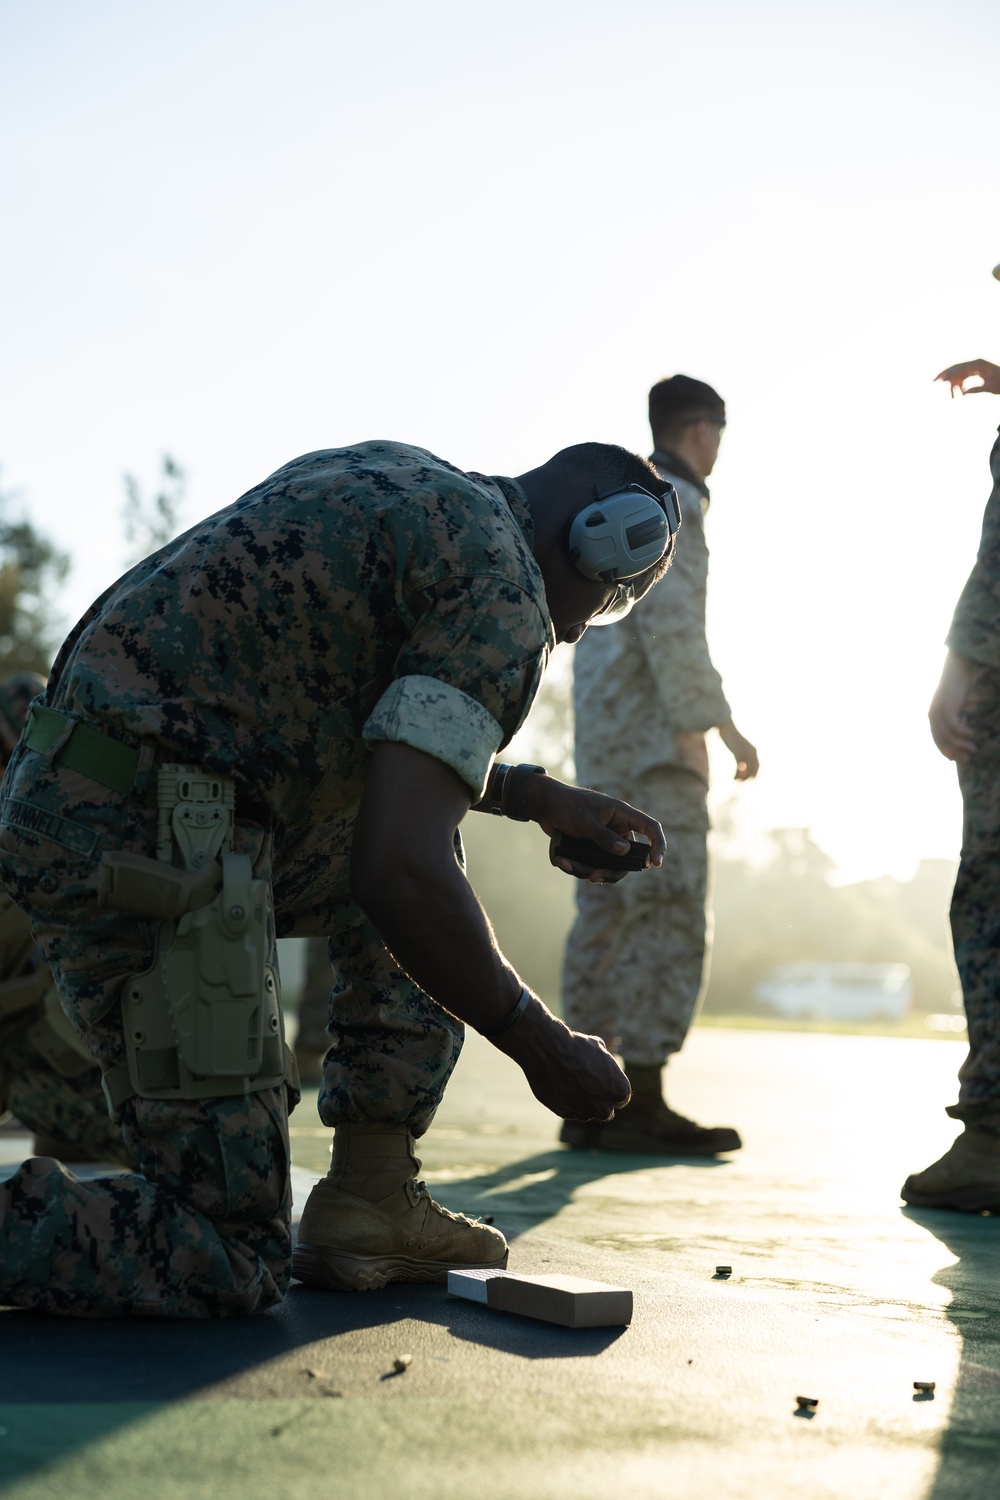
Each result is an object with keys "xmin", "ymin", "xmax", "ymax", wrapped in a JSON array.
[{"xmin": 568, "ymin": 483, "xmax": 681, "ymax": 583}]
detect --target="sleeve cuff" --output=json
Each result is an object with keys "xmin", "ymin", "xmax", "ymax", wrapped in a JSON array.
[
  {"xmin": 946, "ymin": 628, "xmax": 1000, "ymax": 672},
  {"xmin": 664, "ymin": 694, "xmax": 730, "ymax": 732},
  {"xmin": 363, "ymin": 674, "xmax": 504, "ymax": 799}
]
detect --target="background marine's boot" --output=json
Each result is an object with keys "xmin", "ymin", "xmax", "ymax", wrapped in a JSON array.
[
  {"xmin": 589, "ymin": 1062, "xmax": 741, "ymax": 1156},
  {"xmin": 901, "ymin": 1125, "xmax": 1000, "ymax": 1213},
  {"xmin": 291, "ymin": 936, "xmax": 333, "ymax": 1087},
  {"xmin": 558, "ymin": 1118, "xmax": 601, "ymax": 1148},
  {"xmin": 292, "ymin": 1121, "xmax": 508, "ymax": 1291}
]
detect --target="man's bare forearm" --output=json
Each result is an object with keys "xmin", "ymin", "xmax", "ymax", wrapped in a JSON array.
[
  {"xmin": 352, "ymin": 848, "xmax": 523, "ymax": 1034},
  {"xmin": 351, "ymin": 740, "xmax": 633, "ymax": 1119}
]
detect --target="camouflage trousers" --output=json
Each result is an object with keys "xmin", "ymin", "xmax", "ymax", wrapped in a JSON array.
[
  {"xmin": 950, "ymin": 666, "xmax": 1000, "ymax": 1132},
  {"xmin": 290, "ymin": 842, "xmax": 465, "ymax": 1125},
  {"xmin": 0, "ymin": 1026, "xmax": 136, "ymax": 1165},
  {"xmin": 0, "ymin": 888, "xmax": 135, "ymax": 1163},
  {"xmin": 0, "ymin": 728, "xmax": 462, "ymax": 1318},
  {"xmin": 314, "ymin": 901, "xmax": 463, "ymax": 1133},
  {"xmin": 562, "ymin": 765, "xmax": 709, "ymax": 1068}
]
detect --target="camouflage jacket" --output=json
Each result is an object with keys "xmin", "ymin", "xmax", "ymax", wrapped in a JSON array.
[
  {"xmin": 47, "ymin": 443, "xmax": 554, "ymax": 824},
  {"xmin": 573, "ymin": 457, "xmax": 730, "ymax": 786},
  {"xmin": 947, "ymin": 426, "xmax": 1000, "ymax": 669}
]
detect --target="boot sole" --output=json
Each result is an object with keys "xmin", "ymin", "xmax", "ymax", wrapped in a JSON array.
[
  {"xmin": 901, "ymin": 1182, "xmax": 1000, "ymax": 1214},
  {"xmin": 592, "ymin": 1131, "xmax": 741, "ymax": 1157},
  {"xmin": 291, "ymin": 1242, "xmax": 509, "ymax": 1293}
]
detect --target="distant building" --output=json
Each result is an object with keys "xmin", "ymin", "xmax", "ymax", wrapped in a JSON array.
[{"xmin": 754, "ymin": 962, "xmax": 913, "ymax": 1022}]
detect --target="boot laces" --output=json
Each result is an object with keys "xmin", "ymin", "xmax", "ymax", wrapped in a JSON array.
[{"xmin": 411, "ymin": 1177, "xmax": 483, "ymax": 1227}]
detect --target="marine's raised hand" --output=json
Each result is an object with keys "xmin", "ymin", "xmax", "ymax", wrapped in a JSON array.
[
  {"xmin": 935, "ymin": 359, "xmax": 1000, "ymax": 398},
  {"xmin": 525, "ymin": 775, "xmax": 665, "ymax": 883}
]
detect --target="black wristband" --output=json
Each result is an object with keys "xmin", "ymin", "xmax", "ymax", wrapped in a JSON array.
[
  {"xmin": 503, "ymin": 763, "xmax": 546, "ymax": 822},
  {"xmin": 486, "ymin": 761, "xmax": 512, "ymax": 816},
  {"xmin": 481, "ymin": 985, "xmax": 532, "ymax": 1039}
]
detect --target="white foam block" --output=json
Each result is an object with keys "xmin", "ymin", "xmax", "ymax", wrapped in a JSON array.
[
  {"xmin": 447, "ymin": 1268, "xmax": 507, "ymax": 1305},
  {"xmin": 448, "ymin": 1269, "xmax": 632, "ymax": 1328}
]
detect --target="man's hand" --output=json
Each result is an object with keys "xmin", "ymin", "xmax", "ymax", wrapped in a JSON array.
[
  {"xmin": 490, "ymin": 993, "xmax": 631, "ymax": 1120},
  {"xmin": 935, "ymin": 360, "xmax": 1000, "ymax": 398},
  {"xmin": 526, "ymin": 775, "xmax": 665, "ymax": 883},
  {"xmin": 929, "ymin": 650, "xmax": 978, "ymax": 761},
  {"xmin": 718, "ymin": 719, "xmax": 759, "ymax": 780}
]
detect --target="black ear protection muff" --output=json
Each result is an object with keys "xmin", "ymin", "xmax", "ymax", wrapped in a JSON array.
[
  {"xmin": 568, "ymin": 483, "xmax": 681, "ymax": 584},
  {"xmin": 566, "ymin": 482, "xmax": 681, "ymax": 626}
]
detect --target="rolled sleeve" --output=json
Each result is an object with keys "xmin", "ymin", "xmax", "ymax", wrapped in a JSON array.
[
  {"xmin": 363, "ymin": 674, "xmax": 504, "ymax": 799},
  {"xmin": 363, "ymin": 572, "xmax": 550, "ymax": 798}
]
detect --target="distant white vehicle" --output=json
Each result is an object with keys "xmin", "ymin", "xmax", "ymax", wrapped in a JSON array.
[{"xmin": 753, "ymin": 962, "xmax": 914, "ymax": 1021}]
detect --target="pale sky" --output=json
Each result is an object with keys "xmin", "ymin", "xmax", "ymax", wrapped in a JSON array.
[{"xmin": 2, "ymin": 0, "xmax": 999, "ymax": 880}]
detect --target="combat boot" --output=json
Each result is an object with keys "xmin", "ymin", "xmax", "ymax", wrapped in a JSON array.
[
  {"xmin": 292, "ymin": 1121, "xmax": 508, "ymax": 1291},
  {"xmin": 583, "ymin": 1062, "xmax": 741, "ymax": 1156},
  {"xmin": 901, "ymin": 1126, "xmax": 1000, "ymax": 1213}
]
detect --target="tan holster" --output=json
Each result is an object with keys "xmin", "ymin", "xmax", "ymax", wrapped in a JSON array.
[{"xmin": 99, "ymin": 765, "xmax": 289, "ymax": 1109}]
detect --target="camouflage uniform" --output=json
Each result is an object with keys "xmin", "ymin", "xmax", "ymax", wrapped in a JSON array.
[
  {"xmin": 0, "ymin": 442, "xmax": 553, "ymax": 1317},
  {"xmin": 0, "ymin": 673, "xmax": 131, "ymax": 1162},
  {"xmin": 945, "ymin": 425, "xmax": 1000, "ymax": 1132},
  {"xmin": 563, "ymin": 455, "xmax": 729, "ymax": 1066}
]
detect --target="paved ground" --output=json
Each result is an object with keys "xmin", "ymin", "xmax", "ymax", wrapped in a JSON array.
[{"xmin": 1, "ymin": 1026, "xmax": 998, "ymax": 1500}]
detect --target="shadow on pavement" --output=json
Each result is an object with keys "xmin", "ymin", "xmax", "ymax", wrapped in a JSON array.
[
  {"xmin": 444, "ymin": 1308, "xmax": 626, "ymax": 1359},
  {"xmin": 0, "ymin": 1268, "xmax": 628, "ymax": 1407},
  {"xmin": 0, "ymin": 1145, "xmax": 718, "ymax": 1485},
  {"xmin": 0, "ymin": 1290, "xmax": 381, "ymax": 1404},
  {"xmin": 0, "ymin": 1288, "xmax": 389, "ymax": 1484},
  {"xmin": 902, "ymin": 1208, "xmax": 1000, "ymax": 1500},
  {"xmin": 0, "ymin": 1275, "xmax": 623, "ymax": 1485},
  {"xmin": 429, "ymin": 1144, "xmax": 727, "ymax": 1241}
]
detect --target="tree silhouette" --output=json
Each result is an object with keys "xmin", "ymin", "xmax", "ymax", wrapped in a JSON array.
[
  {"xmin": 122, "ymin": 454, "xmax": 186, "ymax": 567},
  {"xmin": 0, "ymin": 473, "xmax": 71, "ymax": 678}
]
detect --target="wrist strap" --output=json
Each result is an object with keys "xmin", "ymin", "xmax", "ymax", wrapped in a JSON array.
[
  {"xmin": 503, "ymin": 763, "xmax": 546, "ymax": 822},
  {"xmin": 486, "ymin": 761, "xmax": 512, "ymax": 817},
  {"xmin": 481, "ymin": 985, "xmax": 532, "ymax": 1039}
]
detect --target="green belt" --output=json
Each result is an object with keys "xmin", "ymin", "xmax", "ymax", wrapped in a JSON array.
[{"xmin": 23, "ymin": 706, "xmax": 142, "ymax": 796}]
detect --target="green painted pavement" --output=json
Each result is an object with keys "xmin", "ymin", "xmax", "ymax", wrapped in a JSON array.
[{"xmin": 2, "ymin": 1028, "xmax": 998, "ymax": 1500}]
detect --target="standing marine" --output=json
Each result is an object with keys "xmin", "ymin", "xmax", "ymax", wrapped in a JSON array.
[
  {"xmin": 562, "ymin": 376, "xmax": 758, "ymax": 1155},
  {"xmin": 903, "ymin": 332, "xmax": 1000, "ymax": 1213}
]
